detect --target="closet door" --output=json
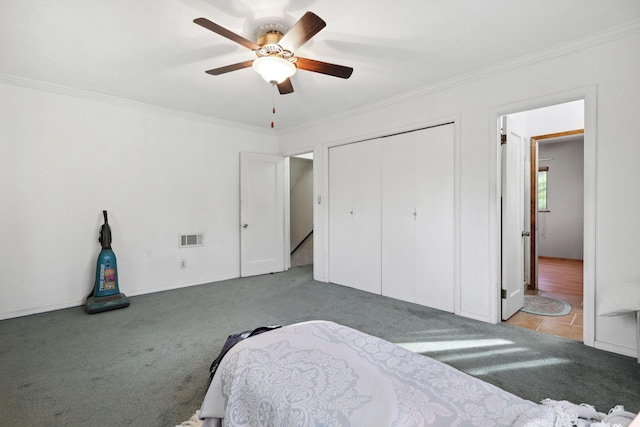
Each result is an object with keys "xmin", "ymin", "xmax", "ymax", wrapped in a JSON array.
[
  {"xmin": 381, "ymin": 124, "xmax": 455, "ymax": 312},
  {"xmin": 328, "ymin": 141, "xmax": 381, "ymax": 294},
  {"xmin": 381, "ymin": 132, "xmax": 417, "ymax": 302},
  {"xmin": 414, "ymin": 124, "xmax": 455, "ymax": 312}
]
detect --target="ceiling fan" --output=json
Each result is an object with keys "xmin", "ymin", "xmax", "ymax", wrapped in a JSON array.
[{"xmin": 193, "ymin": 11, "xmax": 353, "ymax": 95}]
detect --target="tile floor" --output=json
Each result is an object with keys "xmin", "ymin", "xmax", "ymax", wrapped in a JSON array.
[
  {"xmin": 504, "ymin": 289, "xmax": 583, "ymax": 341},
  {"xmin": 504, "ymin": 257, "xmax": 584, "ymax": 341}
]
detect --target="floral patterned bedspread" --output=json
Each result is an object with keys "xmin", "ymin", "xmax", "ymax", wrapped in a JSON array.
[{"xmin": 199, "ymin": 320, "xmax": 556, "ymax": 427}]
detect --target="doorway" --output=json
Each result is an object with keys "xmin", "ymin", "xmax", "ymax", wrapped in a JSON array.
[
  {"xmin": 500, "ymin": 100, "xmax": 587, "ymax": 341},
  {"xmin": 529, "ymin": 130, "xmax": 585, "ymax": 289},
  {"xmin": 289, "ymin": 153, "xmax": 314, "ymax": 268}
]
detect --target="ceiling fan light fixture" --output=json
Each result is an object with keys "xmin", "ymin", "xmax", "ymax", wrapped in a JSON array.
[{"xmin": 252, "ymin": 56, "xmax": 296, "ymax": 85}]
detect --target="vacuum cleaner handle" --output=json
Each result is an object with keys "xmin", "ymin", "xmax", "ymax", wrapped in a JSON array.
[{"xmin": 99, "ymin": 210, "xmax": 112, "ymax": 250}]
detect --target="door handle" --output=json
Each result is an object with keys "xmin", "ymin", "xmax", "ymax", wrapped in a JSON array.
[
  {"xmin": 242, "ymin": 224, "xmax": 249, "ymax": 229},
  {"xmin": 521, "ymin": 231, "xmax": 530, "ymax": 237}
]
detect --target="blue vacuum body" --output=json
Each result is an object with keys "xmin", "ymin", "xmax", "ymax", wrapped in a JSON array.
[{"xmin": 85, "ymin": 211, "xmax": 130, "ymax": 314}]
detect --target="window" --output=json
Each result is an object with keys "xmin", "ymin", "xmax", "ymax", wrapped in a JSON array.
[{"xmin": 538, "ymin": 166, "xmax": 549, "ymax": 211}]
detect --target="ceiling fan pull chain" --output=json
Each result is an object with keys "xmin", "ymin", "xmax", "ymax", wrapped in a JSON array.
[{"xmin": 271, "ymin": 92, "xmax": 276, "ymax": 128}]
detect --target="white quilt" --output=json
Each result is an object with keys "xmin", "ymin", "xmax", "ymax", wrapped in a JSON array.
[{"xmin": 198, "ymin": 320, "xmax": 635, "ymax": 427}]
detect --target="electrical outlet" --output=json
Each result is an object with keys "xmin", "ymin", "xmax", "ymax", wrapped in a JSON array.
[{"xmin": 180, "ymin": 259, "xmax": 186, "ymax": 269}]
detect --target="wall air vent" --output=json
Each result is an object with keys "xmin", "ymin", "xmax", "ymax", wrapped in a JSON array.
[{"xmin": 179, "ymin": 233, "xmax": 204, "ymax": 248}]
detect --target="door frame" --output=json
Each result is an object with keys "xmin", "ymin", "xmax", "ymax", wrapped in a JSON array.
[
  {"xmin": 528, "ymin": 129, "xmax": 584, "ymax": 290},
  {"xmin": 281, "ymin": 148, "xmax": 319, "ymax": 275},
  {"xmin": 490, "ymin": 85, "xmax": 596, "ymax": 346}
]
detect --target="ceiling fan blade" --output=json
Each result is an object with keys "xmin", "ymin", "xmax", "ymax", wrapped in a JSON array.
[
  {"xmin": 279, "ymin": 12, "xmax": 326, "ymax": 52},
  {"xmin": 205, "ymin": 60, "xmax": 254, "ymax": 75},
  {"xmin": 277, "ymin": 78, "xmax": 294, "ymax": 95},
  {"xmin": 194, "ymin": 18, "xmax": 261, "ymax": 51},
  {"xmin": 295, "ymin": 57, "xmax": 353, "ymax": 79}
]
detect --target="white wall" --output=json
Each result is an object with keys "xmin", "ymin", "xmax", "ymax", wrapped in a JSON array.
[
  {"xmin": 279, "ymin": 32, "xmax": 640, "ymax": 358},
  {"xmin": 538, "ymin": 139, "xmax": 584, "ymax": 259},
  {"xmin": 0, "ymin": 81, "xmax": 277, "ymax": 319}
]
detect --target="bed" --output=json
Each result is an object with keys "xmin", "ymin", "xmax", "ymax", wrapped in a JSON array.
[{"xmin": 197, "ymin": 320, "xmax": 636, "ymax": 427}]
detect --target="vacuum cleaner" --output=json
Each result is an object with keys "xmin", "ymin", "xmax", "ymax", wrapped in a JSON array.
[{"xmin": 85, "ymin": 210, "xmax": 130, "ymax": 314}]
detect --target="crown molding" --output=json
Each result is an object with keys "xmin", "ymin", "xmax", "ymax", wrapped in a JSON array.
[
  {"xmin": 0, "ymin": 73, "xmax": 273, "ymax": 135},
  {"xmin": 3, "ymin": 19, "xmax": 638, "ymax": 137},
  {"xmin": 279, "ymin": 19, "xmax": 640, "ymax": 136}
]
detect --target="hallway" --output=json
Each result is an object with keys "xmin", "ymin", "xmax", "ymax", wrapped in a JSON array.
[{"xmin": 504, "ymin": 257, "xmax": 583, "ymax": 341}]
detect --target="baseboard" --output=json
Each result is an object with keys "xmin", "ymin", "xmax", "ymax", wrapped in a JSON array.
[
  {"xmin": 458, "ymin": 309, "xmax": 493, "ymax": 324},
  {"xmin": 126, "ymin": 273, "xmax": 240, "ymax": 298},
  {"xmin": 0, "ymin": 300, "xmax": 84, "ymax": 321},
  {"xmin": 594, "ymin": 340, "xmax": 638, "ymax": 359},
  {"xmin": 538, "ymin": 256, "xmax": 584, "ymax": 263},
  {"xmin": 0, "ymin": 274, "xmax": 240, "ymax": 321}
]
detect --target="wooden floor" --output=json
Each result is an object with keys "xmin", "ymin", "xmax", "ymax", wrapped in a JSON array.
[{"xmin": 504, "ymin": 257, "xmax": 584, "ymax": 341}]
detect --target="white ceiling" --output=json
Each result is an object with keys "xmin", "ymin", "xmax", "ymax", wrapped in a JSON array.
[{"xmin": 1, "ymin": 0, "xmax": 639, "ymax": 131}]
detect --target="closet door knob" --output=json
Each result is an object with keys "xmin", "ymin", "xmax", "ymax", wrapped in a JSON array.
[{"xmin": 242, "ymin": 224, "xmax": 249, "ymax": 229}]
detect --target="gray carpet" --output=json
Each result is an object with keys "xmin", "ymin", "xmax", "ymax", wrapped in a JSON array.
[{"xmin": 1, "ymin": 265, "xmax": 638, "ymax": 426}]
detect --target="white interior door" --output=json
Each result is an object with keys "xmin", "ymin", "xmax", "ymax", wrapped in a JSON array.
[
  {"xmin": 381, "ymin": 133, "xmax": 416, "ymax": 302},
  {"xmin": 328, "ymin": 141, "xmax": 381, "ymax": 294},
  {"xmin": 381, "ymin": 124, "xmax": 455, "ymax": 312},
  {"xmin": 523, "ymin": 142, "xmax": 531, "ymax": 286},
  {"xmin": 328, "ymin": 144, "xmax": 356, "ymax": 286},
  {"xmin": 240, "ymin": 152, "xmax": 285, "ymax": 277},
  {"xmin": 532, "ymin": 139, "xmax": 540, "ymax": 289},
  {"xmin": 501, "ymin": 116, "xmax": 526, "ymax": 319}
]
